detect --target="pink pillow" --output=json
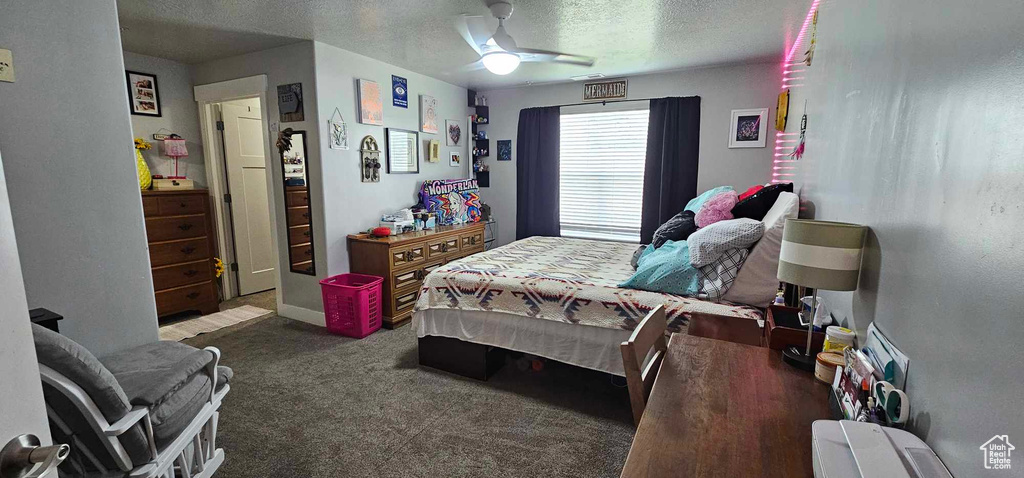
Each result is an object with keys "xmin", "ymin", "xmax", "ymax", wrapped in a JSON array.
[{"xmin": 695, "ymin": 190, "xmax": 738, "ymax": 228}]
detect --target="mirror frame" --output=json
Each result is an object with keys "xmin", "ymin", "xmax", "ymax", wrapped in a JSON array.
[
  {"xmin": 385, "ymin": 127, "xmax": 420, "ymax": 174},
  {"xmin": 278, "ymin": 129, "xmax": 316, "ymax": 276}
]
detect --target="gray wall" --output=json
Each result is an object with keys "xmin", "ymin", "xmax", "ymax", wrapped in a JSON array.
[
  {"xmin": 191, "ymin": 41, "xmax": 324, "ymax": 312},
  {"xmin": 794, "ymin": 0, "xmax": 1024, "ymax": 475},
  {"xmin": 0, "ymin": 0, "xmax": 159, "ymax": 356},
  {"xmin": 478, "ymin": 61, "xmax": 779, "ymax": 246},
  {"xmin": 313, "ymin": 41, "xmax": 471, "ymax": 276},
  {"xmin": 123, "ymin": 51, "xmax": 206, "ymax": 187}
]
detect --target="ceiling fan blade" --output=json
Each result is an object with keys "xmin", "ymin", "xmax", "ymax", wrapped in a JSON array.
[
  {"xmin": 455, "ymin": 15, "xmax": 492, "ymax": 55},
  {"xmin": 514, "ymin": 47, "xmax": 596, "ymax": 67},
  {"xmin": 489, "ymin": 22, "xmax": 518, "ymax": 52},
  {"xmin": 456, "ymin": 60, "xmax": 487, "ymax": 73}
]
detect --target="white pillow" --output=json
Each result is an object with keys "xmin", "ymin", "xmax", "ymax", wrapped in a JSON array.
[
  {"xmin": 721, "ymin": 191, "xmax": 799, "ymax": 306},
  {"xmin": 687, "ymin": 218, "xmax": 764, "ymax": 267}
]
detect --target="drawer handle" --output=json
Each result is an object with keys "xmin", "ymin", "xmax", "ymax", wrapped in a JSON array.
[
  {"xmin": 186, "ymin": 292, "xmax": 200, "ymax": 299},
  {"xmin": 304, "ymin": 266, "xmax": 313, "ymax": 272},
  {"xmin": 184, "ymin": 270, "xmax": 199, "ymax": 277},
  {"xmin": 302, "ymin": 212, "xmax": 310, "ymax": 219},
  {"xmin": 178, "ymin": 223, "xmax": 194, "ymax": 231},
  {"xmin": 179, "ymin": 202, "xmax": 188, "ymax": 208},
  {"xmin": 181, "ymin": 246, "xmax": 196, "ymax": 254},
  {"xmin": 303, "ymin": 196, "xmax": 308, "ymax": 202},
  {"xmin": 303, "ymin": 230, "xmax": 311, "ymax": 237},
  {"xmin": 304, "ymin": 249, "xmax": 312, "ymax": 256},
  {"xmin": 441, "ymin": 243, "xmax": 448, "ymax": 252},
  {"xmin": 414, "ymin": 270, "xmax": 424, "ymax": 280}
]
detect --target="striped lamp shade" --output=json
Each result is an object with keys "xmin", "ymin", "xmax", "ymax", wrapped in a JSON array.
[{"xmin": 777, "ymin": 219, "xmax": 867, "ymax": 291}]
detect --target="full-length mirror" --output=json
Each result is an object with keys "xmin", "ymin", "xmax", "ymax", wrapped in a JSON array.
[
  {"xmin": 278, "ymin": 129, "xmax": 316, "ymax": 275},
  {"xmin": 385, "ymin": 128, "xmax": 420, "ymax": 174}
]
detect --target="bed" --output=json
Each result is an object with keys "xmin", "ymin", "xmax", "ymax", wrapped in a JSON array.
[{"xmin": 412, "ymin": 236, "xmax": 762, "ymax": 376}]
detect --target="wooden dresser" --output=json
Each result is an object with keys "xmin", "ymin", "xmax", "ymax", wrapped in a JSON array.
[
  {"xmin": 348, "ymin": 222, "xmax": 486, "ymax": 328},
  {"xmin": 142, "ymin": 189, "xmax": 219, "ymax": 318}
]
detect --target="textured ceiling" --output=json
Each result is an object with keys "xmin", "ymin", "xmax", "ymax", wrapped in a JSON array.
[{"xmin": 117, "ymin": 0, "xmax": 809, "ymax": 90}]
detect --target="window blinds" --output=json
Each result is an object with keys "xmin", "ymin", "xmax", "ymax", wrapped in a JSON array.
[{"xmin": 559, "ymin": 108, "xmax": 650, "ymax": 243}]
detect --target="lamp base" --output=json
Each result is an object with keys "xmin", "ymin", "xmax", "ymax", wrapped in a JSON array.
[{"xmin": 782, "ymin": 345, "xmax": 816, "ymax": 371}]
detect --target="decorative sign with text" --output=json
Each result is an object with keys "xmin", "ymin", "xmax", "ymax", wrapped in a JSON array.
[
  {"xmin": 583, "ymin": 79, "xmax": 627, "ymax": 102},
  {"xmin": 392, "ymin": 75, "xmax": 408, "ymax": 108}
]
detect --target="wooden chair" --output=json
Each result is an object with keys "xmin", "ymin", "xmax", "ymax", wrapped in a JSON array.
[{"xmin": 620, "ymin": 305, "xmax": 668, "ymax": 426}]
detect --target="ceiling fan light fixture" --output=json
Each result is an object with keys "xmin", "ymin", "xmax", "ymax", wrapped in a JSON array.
[{"xmin": 481, "ymin": 51, "xmax": 521, "ymax": 75}]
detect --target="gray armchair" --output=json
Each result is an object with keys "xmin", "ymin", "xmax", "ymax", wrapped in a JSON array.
[{"xmin": 31, "ymin": 323, "xmax": 231, "ymax": 478}]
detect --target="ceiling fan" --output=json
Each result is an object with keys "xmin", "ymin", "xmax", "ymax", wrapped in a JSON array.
[{"xmin": 455, "ymin": 1, "xmax": 596, "ymax": 75}]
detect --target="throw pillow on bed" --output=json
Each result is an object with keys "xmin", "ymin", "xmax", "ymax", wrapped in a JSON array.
[
  {"xmin": 651, "ymin": 210, "xmax": 697, "ymax": 249},
  {"xmin": 619, "ymin": 240, "xmax": 701, "ymax": 296},
  {"xmin": 684, "ymin": 186, "xmax": 734, "ymax": 213},
  {"xmin": 722, "ymin": 191, "xmax": 799, "ymax": 306},
  {"xmin": 731, "ymin": 182, "xmax": 794, "ymax": 221},
  {"xmin": 698, "ymin": 248, "xmax": 750, "ymax": 300},
  {"xmin": 687, "ymin": 218, "xmax": 764, "ymax": 267},
  {"xmin": 694, "ymin": 190, "xmax": 738, "ymax": 228}
]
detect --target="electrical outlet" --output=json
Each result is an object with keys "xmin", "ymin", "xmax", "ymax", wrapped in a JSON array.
[{"xmin": 0, "ymin": 49, "xmax": 14, "ymax": 83}]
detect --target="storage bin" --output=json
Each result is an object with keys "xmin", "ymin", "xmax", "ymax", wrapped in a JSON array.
[{"xmin": 319, "ymin": 273, "xmax": 383, "ymax": 338}]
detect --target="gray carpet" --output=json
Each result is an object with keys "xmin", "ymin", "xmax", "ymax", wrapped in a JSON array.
[{"xmin": 184, "ymin": 316, "xmax": 635, "ymax": 478}]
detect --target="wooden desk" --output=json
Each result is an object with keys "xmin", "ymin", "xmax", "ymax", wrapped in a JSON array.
[{"xmin": 620, "ymin": 334, "xmax": 830, "ymax": 478}]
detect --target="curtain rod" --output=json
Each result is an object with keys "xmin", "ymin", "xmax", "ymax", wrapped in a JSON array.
[{"xmin": 555, "ymin": 97, "xmax": 655, "ymax": 109}]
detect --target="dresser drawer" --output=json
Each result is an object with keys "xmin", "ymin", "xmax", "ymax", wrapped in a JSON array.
[
  {"xmin": 291, "ymin": 260, "xmax": 314, "ymax": 274},
  {"xmin": 152, "ymin": 260, "xmax": 212, "ymax": 291},
  {"xmin": 149, "ymin": 238, "xmax": 210, "ymax": 267},
  {"xmin": 288, "ymin": 225, "xmax": 312, "ymax": 244},
  {"xmin": 287, "ymin": 206, "xmax": 311, "ymax": 227},
  {"xmin": 392, "ymin": 287, "xmax": 420, "ymax": 316},
  {"xmin": 286, "ymin": 189, "xmax": 309, "ymax": 207},
  {"xmin": 426, "ymin": 236, "xmax": 460, "ymax": 259},
  {"xmin": 146, "ymin": 215, "xmax": 207, "ymax": 241},
  {"xmin": 390, "ymin": 243, "xmax": 426, "ymax": 269},
  {"xmin": 290, "ymin": 242, "xmax": 314, "ymax": 262},
  {"xmin": 158, "ymin": 195, "xmax": 206, "ymax": 215},
  {"xmin": 391, "ymin": 261, "xmax": 443, "ymax": 291},
  {"xmin": 460, "ymin": 231, "xmax": 484, "ymax": 249},
  {"xmin": 142, "ymin": 196, "xmax": 160, "ymax": 216},
  {"xmin": 155, "ymin": 281, "xmax": 217, "ymax": 316}
]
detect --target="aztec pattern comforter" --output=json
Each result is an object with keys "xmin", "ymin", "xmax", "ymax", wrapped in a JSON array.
[{"xmin": 414, "ymin": 236, "xmax": 761, "ymax": 333}]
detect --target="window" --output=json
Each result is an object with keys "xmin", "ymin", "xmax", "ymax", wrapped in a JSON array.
[{"xmin": 559, "ymin": 107, "xmax": 649, "ymax": 242}]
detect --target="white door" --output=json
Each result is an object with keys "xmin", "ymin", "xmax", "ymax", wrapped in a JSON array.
[
  {"xmin": 221, "ymin": 102, "xmax": 276, "ymax": 295},
  {"xmin": 0, "ymin": 148, "xmax": 55, "ymax": 466}
]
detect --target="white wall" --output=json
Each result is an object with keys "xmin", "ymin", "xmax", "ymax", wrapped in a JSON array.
[
  {"xmin": 790, "ymin": 0, "xmax": 1024, "ymax": 474},
  {"xmin": 313, "ymin": 41, "xmax": 471, "ymax": 277},
  {"xmin": 191, "ymin": 42, "xmax": 325, "ymax": 312},
  {"xmin": 123, "ymin": 51, "xmax": 206, "ymax": 187},
  {"xmin": 478, "ymin": 61, "xmax": 780, "ymax": 246},
  {"xmin": 0, "ymin": 0, "xmax": 159, "ymax": 356}
]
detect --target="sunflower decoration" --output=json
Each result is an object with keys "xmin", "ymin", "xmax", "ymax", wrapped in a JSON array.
[
  {"xmin": 134, "ymin": 137, "xmax": 152, "ymax": 151},
  {"xmin": 213, "ymin": 258, "xmax": 225, "ymax": 278}
]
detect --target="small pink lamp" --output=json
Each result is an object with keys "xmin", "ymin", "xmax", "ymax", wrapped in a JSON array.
[{"xmin": 162, "ymin": 135, "xmax": 188, "ymax": 179}]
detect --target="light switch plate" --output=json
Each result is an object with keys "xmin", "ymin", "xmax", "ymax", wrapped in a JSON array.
[{"xmin": 0, "ymin": 49, "xmax": 13, "ymax": 82}]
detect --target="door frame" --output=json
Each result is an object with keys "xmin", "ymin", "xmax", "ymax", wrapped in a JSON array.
[{"xmin": 194, "ymin": 75, "xmax": 280, "ymax": 302}]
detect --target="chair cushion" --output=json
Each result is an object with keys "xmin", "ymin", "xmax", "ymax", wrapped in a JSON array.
[
  {"xmin": 723, "ymin": 192, "xmax": 800, "ymax": 306},
  {"xmin": 101, "ymin": 341, "xmax": 216, "ymax": 448}
]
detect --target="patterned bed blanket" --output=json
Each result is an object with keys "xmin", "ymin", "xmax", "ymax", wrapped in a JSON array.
[{"xmin": 414, "ymin": 236, "xmax": 761, "ymax": 333}]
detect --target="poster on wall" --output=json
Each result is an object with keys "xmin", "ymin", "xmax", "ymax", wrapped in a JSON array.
[
  {"xmin": 328, "ymin": 107, "xmax": 349, "ymax": 150},
  {"xmin": 497, "ymin": 140, "xmax": 512, "ymax": 161},
  {"xmin": 126, "ymin": 70, "xmax": 161, "ymax": 116},
  {"xmin": 420, "ymin": 95, "xmax": 438, "ymax": 134},
  {"xmin": 357, "ymin": 79, "xmax": 384, "ymax": 125},
  {"xmin": 728, "ymin": 108, "xmax": 768, "ymax": 148},
  {"xmin": 277, "ymin": 83, "xmax": 304, "ymax": 122},
  {"xmin": 420, "ymin": 178, "xmax": 482, "ymax": 225},
  {"xmin": 392, "ymin": 75, "xmax": 408, "ymax": 108}
]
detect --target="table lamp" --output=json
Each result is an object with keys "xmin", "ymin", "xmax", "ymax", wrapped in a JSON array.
[
  {"xmin": 777, "ymin": 219, "xmax": 867, "ymax": 370},
  {"xmin": 162, "ymin": 135, "xmax": 189, "ymax": 179}
]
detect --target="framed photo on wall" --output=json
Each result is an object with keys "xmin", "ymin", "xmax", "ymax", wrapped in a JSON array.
[
  {"xmin": 126, "ymin": 70, "xmax": 161, "ymax": 116},
  {"xmin": 277, "ymin": 83, "xmax": 304, "ymax": 122},
  {"xmin": 728, "ymin": 108, "xmax": 768, "ymax": 148}
]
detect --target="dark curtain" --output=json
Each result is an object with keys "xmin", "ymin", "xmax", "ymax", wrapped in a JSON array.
[
  {"xmin": 516, "ymin": 106, "xmax": 561, "ymax": 239},
  {"xmin": 639, "ymin": 96, "xmax": 701, "ymax": 244}
]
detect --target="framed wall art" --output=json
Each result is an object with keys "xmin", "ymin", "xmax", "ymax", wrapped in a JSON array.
[
  {"xmin": 277, "ymin": 83, "xmax": 304, "ymax": 122},
  {"xmin": 126, "ymin": 70, "xmax": 161, "ymax": 116},
  {"xmin": 392, "ymin": 75, "xmax": 408, "ymax": 108},
  {"xmin": 728, "ymin": 108, "xmax": 768, "ymax": 148},
  {"xmin": 357, "ymin": 79, "xmax": 384, "ymax": 125},
  {"xmin": 420, "ymin": 95, "xmax": 438, "ymax": 134},
  {"xmin": 445, "ymin": 120, "xmax": 462, "ymax": 146},
  {"xmin": 497, "ymin": 140, "xmax": 512, "ymax": 161}
]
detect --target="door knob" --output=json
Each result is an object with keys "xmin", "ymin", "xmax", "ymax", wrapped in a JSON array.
[{"xmin": 0, "ymin": 434, "xmax": 69, "ymax": 478}]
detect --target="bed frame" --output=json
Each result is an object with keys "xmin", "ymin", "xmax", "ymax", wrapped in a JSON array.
[{"xmin": 418, "ymin": 336, "xmax": 507, "ymax": 380}]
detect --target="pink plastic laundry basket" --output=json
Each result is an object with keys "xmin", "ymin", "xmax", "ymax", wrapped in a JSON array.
[{"xmin": 319, "ymin": 273, "xmax": 383, "ymax": 338}]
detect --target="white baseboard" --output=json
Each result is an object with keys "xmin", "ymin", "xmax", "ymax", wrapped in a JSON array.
[{"xmin": 277, "ymin": 303, "xmax": 325, "ymax": 327}]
